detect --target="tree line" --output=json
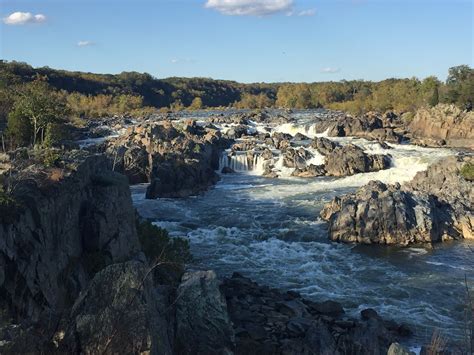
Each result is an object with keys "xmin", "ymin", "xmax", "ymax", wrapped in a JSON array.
[{"xmin": 0, "ymin": 60, "xmax": 472, "ymax": 149}]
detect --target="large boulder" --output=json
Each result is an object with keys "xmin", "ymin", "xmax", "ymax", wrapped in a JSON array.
[
  {"xmin": 62, "ymin": 261, "xmax": 172, "ymax": 355},
  {"xmin": 324, "ymin": 144, "xmax": 391, "ymax": 177},
  {"xmin": 175, "ymin": 270, "xmax": 235, "ymax": 354}
]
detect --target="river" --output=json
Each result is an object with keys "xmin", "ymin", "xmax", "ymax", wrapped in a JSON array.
[{"xmin": 131, "ymin": 110, "xmax": 473, "ymax": 346}]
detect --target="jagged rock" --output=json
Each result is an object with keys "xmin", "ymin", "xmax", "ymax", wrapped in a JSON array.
[
  {"xmin": 324, "ymin": 144, "xmax": 391, "ymax": 177},
  {"xmin": 409, "ymin": 104, "xmax": 474, "ymax": 148},
  {"xmin": 321, "ymin": 156, "xmax": 473, "ymax": 244},
  {"xmin": 311, "ymin": 137, "xmax": 340, "ymax": 155},
  {"xmin": 108, "ymin": 121, "xmax": 232, "ymax": 198},
  {"xmin": 282, "ymin": 148, "xmax": 312, "ymax": 169},
  {"xmin": 176, "ymin": 271, "xmax": 235, "ymax": 355},
  {"xmin": 0, "ymin": 153, "xmax": 140, "ymax": 321},
  {"xmin": 292, "ymin": 164, "xmax": 326, "ymax": 178},
  {"xmin": 222, "ymin": 273, "xmax": 406, "ymax": 355},
  {"xmin": 293, "ymin": 133, "xmax": 309, "ymax": 141},
  {"xmin": 62, "ymin": 261, "xmax": 172, "ymax": 355}
]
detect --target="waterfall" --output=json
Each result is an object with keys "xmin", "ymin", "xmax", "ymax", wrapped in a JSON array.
[{"xmin": 219, "ymin": 151, "xmax": 268, "ymax": 174}]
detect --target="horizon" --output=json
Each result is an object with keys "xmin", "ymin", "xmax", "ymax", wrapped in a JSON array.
[{"xmin": 1, "ymin": 0, "xmax": 472, "ymax": 83}]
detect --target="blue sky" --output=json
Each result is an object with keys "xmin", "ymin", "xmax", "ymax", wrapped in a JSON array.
[{"xmin": 0, "ymin": 0, "xmax": 472, "ymax": 83}]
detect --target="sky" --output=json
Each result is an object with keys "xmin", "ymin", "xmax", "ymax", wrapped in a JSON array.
[{"xmin": 0, "ymin": 0, "xmax": 472, "ymax": 83}]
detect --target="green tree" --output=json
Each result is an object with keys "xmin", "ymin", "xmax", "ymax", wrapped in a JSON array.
[
  {"xmin": 8, "ymin": 80, "xmax": 68, "ymax": 146},
  {"xmin": 189, "ymin": 97, "xmax": 203, "ymax": 110},
  {"xmin": 444, "ymin": 65, "xmax": 473, "ymax": 110}
]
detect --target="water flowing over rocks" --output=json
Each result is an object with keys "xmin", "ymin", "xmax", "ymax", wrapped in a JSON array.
[
  {"xmin": 107, "ymin": 119, "xmax": 232, "ymax": 198},
  {"xmin": 321, "ymin": 155, "xmax": 473, "ymax": 245}
]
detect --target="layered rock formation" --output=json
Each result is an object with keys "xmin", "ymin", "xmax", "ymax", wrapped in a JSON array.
[
  {"xmin": 408, "ymin": 104, "xmax": 474, "ymax": 148},
  {"xmin": 107, "ymin": 119, "xmax": 232, "ymax": 198},
  {"xmin": 321, "ymin": 155, "xmax": 473, "ymax": 245},
  {"xmin": 0, "ymin": 151, "xmax": 140, "ymax": 322}
]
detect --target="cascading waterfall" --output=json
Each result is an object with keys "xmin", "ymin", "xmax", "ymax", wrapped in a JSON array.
[{"xmin": 219, "ymin": 151, "xmax": 268, "ymax": 174}]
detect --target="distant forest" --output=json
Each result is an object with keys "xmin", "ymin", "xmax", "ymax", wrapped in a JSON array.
[{"xmin": 1, "ymin": 60, "xmax": 472, "ymax": 118}]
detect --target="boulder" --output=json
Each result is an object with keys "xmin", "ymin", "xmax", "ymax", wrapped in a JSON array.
[
  {"xmin": 324, "ymin": 144, "xmax": 391, "ymax": 177},
  {"xmin": 311, "ymin": 137, "xmax": 340, "ymax": 156},
  {"xmin": 176, "ymin": 271, "xmax": 235, "ymax": 354},
  {"xmin": 62, "ymin": 261, "xmax": 172, "ymax": 355}
]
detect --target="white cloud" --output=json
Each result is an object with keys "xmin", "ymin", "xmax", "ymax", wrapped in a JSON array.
[
  {"xmin": 297, "ymin": 8, "xmax": 316, "ymax": 16},
  {"xmin": 3, "ymin": 12, "xmax": 46, "ymax": 25},
  {"xmin": 205, "ymin": 0, "xmax": 293, "ymax": 16},
  {"xmin": 321, "ymin": 67, "xmax": 340, "ymax": 74},
  {"xmin": 170, "ymin": 58, "xmax": 179, "ymax": 64},
  {"xmin": 77, "ymin": 41, "xmax": 94, "ymax": 47},
  {"xmin": 170, "ymin": 58, "xmax": 195, "ymax": 64}
]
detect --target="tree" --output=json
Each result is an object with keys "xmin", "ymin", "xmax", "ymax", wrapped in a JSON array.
[
  {"xmin": 429, "ymin": 87, "xmax": 439, "ymax": 107},
  {"xmin": 189, "ymin": 97, "xmax": 203, "ymax": 110},
  {"xmin": 7, "ymin": 80, "xmax": 68, "ymax": 147},
  {"xmin": 444, "ymin": 65, "xmax": 474, "ymax": 110}
]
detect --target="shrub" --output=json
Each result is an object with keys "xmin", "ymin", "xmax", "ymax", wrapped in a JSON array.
[
  {"xmin": 460, "ymin": 162, "xmax": 474, "ymax": 181},
  {"xmin": 137, "ymin": 220, "xmax": 191, "ymax": 265},
  {"xmin": 0, "ymin": 187, "xmax": 20, "ymax": 223},
  {"xmin": 41, "ymin": 149, "xmax": 61, "ymax": 168}
]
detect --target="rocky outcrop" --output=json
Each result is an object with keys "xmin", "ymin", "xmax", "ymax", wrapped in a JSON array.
[
  {"xmin": 63, "ymin": 260, "xmax": 173, "ymax": 355},
  {"xmin": 222, "ymin": 272, "xmax": 410, "ymax": 355},
  {"xmin": 176, "ymin": 270, "xmax": 235, "ymax": 354},
  {"xmin": 323, "ymin": 144, "xmax": 391, "ymax": 177},
  {"xmin": 0, "ymin": 151, "xmax": 140, "ymax": 321},
  {"xmin": 409, "ymin": 104, "xmax": 474, "ymax": 148},
  {"xmin": 321, "ymin": 155, "xmax": 473, "ymax": 245},
  {"xmin": 108, "ymin": 120, "xmax": 232, "ymax": 198}
]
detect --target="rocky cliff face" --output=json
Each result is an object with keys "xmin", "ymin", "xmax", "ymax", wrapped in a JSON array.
[
  {"xmin": 0, "ymin": 151, "xmax": 140, "ymax": 321},
  {"xmin": 108, "ymin": 120, "xmax": 232, "ymax": 198},
  {"xmin": 321, "ymin": 155, "xmax": 473, "ymax": 245},
  {"xmin": 408, "ymin": 104, "xmax": 474, "ymax": 148}
]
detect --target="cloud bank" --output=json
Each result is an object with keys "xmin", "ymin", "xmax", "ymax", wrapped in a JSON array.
[{"xmin": 3, "ymin": 12, "xmax": 46, "ymax": 25}]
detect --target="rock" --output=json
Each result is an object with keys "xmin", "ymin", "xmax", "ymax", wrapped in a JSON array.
[
  {"xmin": 311, "ymin": 137, "xmax": 340, "ymax": 155},
  {"xmin": 311, "ymin": 300, "xmax": 345, "ymax": 316},
  {"xmin": 293, "ymin": 133, "xmax": 309, "ymax": 141},
  {"xmin": 62, "ymin": 261, "xmax": 172, "ymax": 354},
  {"xmin": 176, "ymin": 271, "xmax": 235, "ymax": 354},
  {"xmin": 361, "ymin": 308, "xmax": 380, "ymax": 320},
  {"xmin": 0, "ymin": 153, "xmax": 140, "ymax": 321},
  {"xmin": 292, "ymin": 164, "xmax": 326, "ymax": 178},
  {"xmin": 221, "ymin": 166, "xmax": 235, "ymax": 174},
  {"xmin": 387, "ymin": 342, "xmax": 416, "ymax": 355},
  {"xmin": 108, "ymin": 121, "xmax": 232, "ymax": 198},
  {"xmin": 409, "ymin": 104, "xmax": 474, "ymax": 148},
  {"xmin": 324, "ymin": 144, "xmax": 391, "ymax": 177},
  {"xmin": 321, "ymin": 156, "xmax": 473, "ymax": 245}
]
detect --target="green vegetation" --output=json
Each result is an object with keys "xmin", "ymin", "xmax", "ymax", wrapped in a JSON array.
[
  {"xmin": 0, "ymin": 186, "xmax": 20, "ymax": 224},
  {"xmin": 460, "ymin": 162, "xmax": 474, "ymax": 181},
  {"xmin": 0, "ymin": 60, "xmax": 472, "ymax": 151},
  {"xmin": 137, "ymin": 220, "xmax": 192, "ymax": 265}
]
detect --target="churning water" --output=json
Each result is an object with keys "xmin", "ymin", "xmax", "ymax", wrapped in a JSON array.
[{"xmin": 132, "ymin": 111, "xmax": 473, "ymax": 346}]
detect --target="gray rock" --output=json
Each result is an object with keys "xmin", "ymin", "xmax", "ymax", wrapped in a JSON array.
[
  {"xmin": 387, "ymin": 342, "xmax": 415, "ymax": 355},
  {"xmin": 176, "ymin": 270, "xmax": 235, "ymax": 354},
  {"xmin": 63, "ymin": 261, "xmax": 172, "ymax": 355}
]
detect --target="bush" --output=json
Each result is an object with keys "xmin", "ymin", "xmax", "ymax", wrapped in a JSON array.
[
  {"xmin": 137, "ymin": 220, "xmax": 191, "ymax": 265},
  {"xmin": 41, "ymin": 149, "xmax": 61, "ymax": 168},
  {"xmin": 460, "ymin": 162, "xmax": 474, "ymax": 181},
  {"xmin": 0, "ymin": 188, "xmax": 20, "ymax": 223}
]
